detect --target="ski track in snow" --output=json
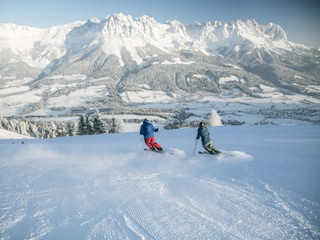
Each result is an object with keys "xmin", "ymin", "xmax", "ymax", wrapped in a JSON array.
[{"xmin": 0, "ymin": 126, "xmax": 319, "ymax": 239}]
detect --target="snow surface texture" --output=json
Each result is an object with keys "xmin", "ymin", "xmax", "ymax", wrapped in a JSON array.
[{"xmin": 0, "ymin": 125, "xmax": 319, "ymax": 239}]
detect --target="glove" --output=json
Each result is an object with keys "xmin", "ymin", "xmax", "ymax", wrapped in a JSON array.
[{"xmin": 154, "ymin": 128, "xmax": 159, "ymax": 132}]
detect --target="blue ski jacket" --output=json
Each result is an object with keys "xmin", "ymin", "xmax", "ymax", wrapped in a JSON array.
[{"xmin": 140, "ymin": 119, "xmax": 158, "ymax": 139}]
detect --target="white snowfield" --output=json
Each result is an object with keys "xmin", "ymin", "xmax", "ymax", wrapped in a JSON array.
[
  {"xmin": 0, "ymin": 128, "xmax": 32, "ymax": 139},
  {"xmin": 0, "ymin": 125, "xmax": 319, "ymax": 239}
]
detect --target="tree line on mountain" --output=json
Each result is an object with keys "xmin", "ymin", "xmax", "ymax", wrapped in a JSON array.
[
  {"xmin": 164, "ymin": 109, "xmax": 223, "ymax": 129},
  {"xmin": 0, "ymin": 110, "xmax": 123, "ymax": 138},
  {"xmin": 0, "ymin": 108, "xmax": 227, "ymax": 138}
]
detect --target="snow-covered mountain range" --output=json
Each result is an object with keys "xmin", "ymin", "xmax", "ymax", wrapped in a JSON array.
[
  {"xmin": 0, "ymin": 13, "xmax": 312, "ymax": 68},
  {"xmin": 0, "ymin": 13, "xmax": 319, "ymax": 120}
]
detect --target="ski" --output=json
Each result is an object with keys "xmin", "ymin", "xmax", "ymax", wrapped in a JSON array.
[
  {"xmin": 198, "ymin": 151, "xmax": 233, "ymax": 157},
  {"xmin": 144, "ymin": 148, "xmax": 174, "ymax": 155},
  {"xmin": 198, "ymin": 151, "xmax": 221, "ymax": 155},
  {"xmin": 198, "ymin": 151, "xmax": 207, "ymax": 154},
  {"xmin": 144, "ymin": 148, "xmax": 164, "ymax": 154}
]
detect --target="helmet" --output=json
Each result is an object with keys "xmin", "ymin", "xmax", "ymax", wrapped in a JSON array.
[{"xmin": 199, "ymin": 122, "xmax": 205, "ymax": 128}]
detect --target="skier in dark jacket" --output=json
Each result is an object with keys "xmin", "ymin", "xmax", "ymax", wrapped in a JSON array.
[
  {"xmin": 140, "ymin": 119, "xmax": 162, "ymax": 151},
  {"xmin": 196, "ymin": 122, "xmax": 221, "ymax": 154}
]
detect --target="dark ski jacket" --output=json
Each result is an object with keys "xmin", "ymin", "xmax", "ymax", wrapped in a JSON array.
[
  {"xmin": 196, "ymin": 126, "xmax": 211, "ymax": 145},
  {"xmin": 140, "ymin": 119, "xmax": 158, "ymax": 139}
]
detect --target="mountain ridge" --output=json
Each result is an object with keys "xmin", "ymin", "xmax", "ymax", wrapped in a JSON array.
[
  {"xmin": 0, "ymin": 13, "xmax": 319, "ymax": 117},
  {"xmin": 0, "ymin": 13, "xmax": 311, "ymax": 69}
]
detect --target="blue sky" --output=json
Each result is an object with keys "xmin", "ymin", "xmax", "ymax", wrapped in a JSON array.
[{"xmin": 1, "ymin": 0, "xmax": 319, "ymax": 48}]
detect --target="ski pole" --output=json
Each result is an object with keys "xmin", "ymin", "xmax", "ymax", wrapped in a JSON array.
[
  {"xmin": 193, "ymin": 139, "xmax": 198, "ymax": 157},
  {"xmin": 138, "ymin": 136, "xmax": 144, "ymax": 152},
  {"xmin": 156, "ymin": 131, "xmax": 160, "ymax": 143}
]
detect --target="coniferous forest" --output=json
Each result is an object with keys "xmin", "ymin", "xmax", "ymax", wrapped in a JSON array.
[{"xmin": 0, "ymin": 110, "xmax": 123, "ymax": 138}]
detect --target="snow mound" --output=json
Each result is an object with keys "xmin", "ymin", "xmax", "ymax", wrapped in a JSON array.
[
  {"xmin": 216, "ymin": 150, "xmax": 254, "ymax": 163},
  {"xmin": 167, "ymin": 148, "xmax": 186, "ymax": 157}
]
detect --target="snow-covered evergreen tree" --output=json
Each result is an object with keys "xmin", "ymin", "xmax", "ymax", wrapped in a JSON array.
[
  {"xmin": 93, "ymin": 110, "xmax": 105, "ymax": 134},
  {"xmin": 78, "ymin": 115, "xmax": 87, "ymax": 135},
  {"xmin": 47, "ymin": 122, "xmax": 58, "ymax": 138},
  {"xmin": 56, "ymin": 122, "xmax": 68, "ymax": 137},
  {"xmin": 109, "ymin": 117, "xmax": 123, "ymax": 133},
  {"xmin": 0, "ymin": 117, "xmax": 11, "ymax": 131},
  {"xmin": 28, "ymin": 122, "xmax": 39, "ymax": 137},
  {"xmin": 18, "ymin": 120, "xmax": 29, "ymax": 136},
  {"xmin": 85, "ymin": 116, "xmax": 94, "ymax": 135},
  {"xmin": 67, "ymin": 122, "xmax": 77, "ymax": 136},
  {"xmin": 109, "ymin": 117, "xmax": 117, "ymax": 133},
  {"xmin": 207, "ymin": 109, "xmax": 223, "ymax": 126}
]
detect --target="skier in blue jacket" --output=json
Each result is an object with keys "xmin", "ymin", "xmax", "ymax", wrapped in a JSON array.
[
  {"xmin": 196, "ymin": 122, "xmax": 221, "ymax": 154},
  {"xmin": 140, "ymin": 119, "xmax": 163, "ymax": 151}
]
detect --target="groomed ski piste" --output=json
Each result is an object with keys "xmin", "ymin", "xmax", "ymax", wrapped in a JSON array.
[{"xmin": 0, "ymin": 125, "xmax": 319, "ymax": 239}]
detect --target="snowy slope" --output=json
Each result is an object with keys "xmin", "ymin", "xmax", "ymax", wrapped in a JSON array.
[
  {"xmin": 0, "ymin": 128, "xmax": 32, "ymax": 139},
  {"xmin": 0, "ymin": 125, "xmax": 319, "ymax": 239}
]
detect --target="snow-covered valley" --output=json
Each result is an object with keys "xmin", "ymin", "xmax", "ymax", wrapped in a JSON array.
[
  {"xmin": 0, "ymin": 125, "xmax": 319, "ymax": 239},
  {"xmin": 1, "ymin": 72, "xmax": 319, "ymax": 129}
]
